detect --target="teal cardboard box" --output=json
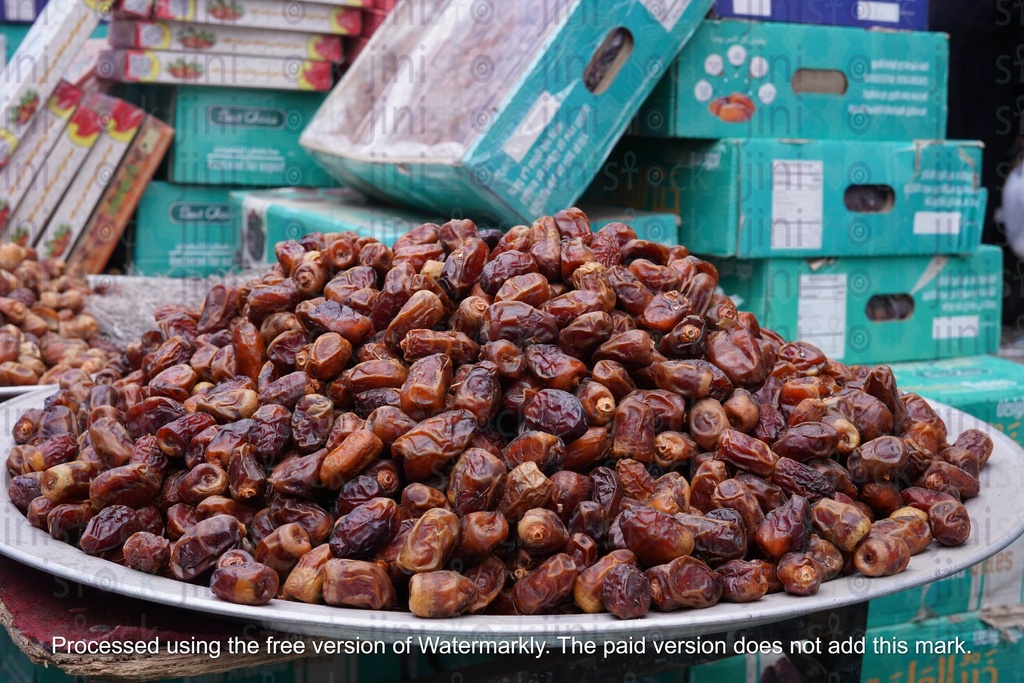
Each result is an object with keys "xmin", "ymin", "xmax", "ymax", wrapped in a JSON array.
[
  {"xmin": 639, "ymin": 20, "xmax": 948, "ymax": 141},
  {"xmin": 230, "ymin": 188, "xmax": 440, "ymax": 268},
  {"xmin": 301, "ymin": 0, "xmax": 715, "ymax": 225},
  {"xmin": 715, "ymin": 246, "xmax": 1002, "ymax": 365},
  {"xmin": 133, "ymin": 181, "xmax": 240, "ymax": 277},
  {"xmin": 591, "ymin": 137, "xmax": 986, "ymax": 258},
  {"xmin": 584, "ymin": 205, "xmax": 681, "ymax": 245},
  {"xmin": 171, "ymin": 86, "xmax": 335, "ymax": 187},
  {"xmin": 889, "ymin": 355, "xmax": 1024, "ymax": 447}
]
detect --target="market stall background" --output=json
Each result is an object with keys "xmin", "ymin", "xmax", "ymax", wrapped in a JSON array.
[{"xmin": 2, "ymin": 0, "xmax": 1024, "ymax": 681}]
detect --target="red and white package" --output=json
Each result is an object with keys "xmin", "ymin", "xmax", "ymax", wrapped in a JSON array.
[
  {"xmin": 0, "ymin": 81, "xmax": 83, "ymax": 232},
  {"xmin": 0, "ymin": 0, "xmax": 104, "ymax": 168},
  {"xmin": 98, "ymin": 49, "xmax": 335, "ymax": 91},
  {"xmin": 3, "ymin": 94, "xmax": 105, "ymax": 247},
  {"xmin": 109, "ymin": 19, "xmax": 344, "ymax": 62},
  {"xmin": 39, "ymin": 96, "xmax": 144, "ymax": 259}
]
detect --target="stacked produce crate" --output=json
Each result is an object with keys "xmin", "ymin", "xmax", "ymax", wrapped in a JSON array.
[
  {"xmin": 572, "ymin": 3, "xmax": 1022, "ymax": 680},
  {"xmin": 97, "ymin": 0, "xmax": 365, "ymax": 277},
  {"xmin": 0, "ymin": 0, "xmax": 174, "ymax": 272}
]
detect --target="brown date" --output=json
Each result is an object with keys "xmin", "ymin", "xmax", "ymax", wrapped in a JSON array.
[
  {"xmin": 211, "ymin": 562, "xmax": 280, "ymax": 606},
  {"xmin": 169, "ymin": 515, "xmax": 244, "ymax": 581},
  {"xmin": 322, "ymin": 559, "xmax": 397, "ymax": 610},
  {"xmin": 646, "ymin": 556, "xmax": 722, "ymax": 610},
  {"xmin": 408, "ymin": 570, "xmax": 478, "ymax": 618}
]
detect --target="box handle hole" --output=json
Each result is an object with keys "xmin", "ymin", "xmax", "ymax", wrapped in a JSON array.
[
  {"xmin": 845, "ymin": 185, "xmax": 895, "ymax": 213},
  {"xmin": 584, "ymin": 28, "xmax": 634, "ymax": 95},
  {"xmin": 866, "ymin": 294, "xmax": 914, "ymax": 322},
  {"xmin": 792, "ymin": 69, "xmax": 848, "ymax": 95}
]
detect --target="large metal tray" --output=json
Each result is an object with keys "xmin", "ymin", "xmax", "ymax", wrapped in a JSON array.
[{"xmin": 0, "ymin": 391, "xmax": 1021, "ymax": 644}]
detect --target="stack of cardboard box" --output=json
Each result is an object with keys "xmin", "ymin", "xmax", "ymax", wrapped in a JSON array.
[
  {"xmin": 0, "ymin": 0, "xmax": 174, "ymax": 272},
  {"xmin": 569, "ymin": 4, "xmax": 1024, "ymax": 680},
  {"xmin": 589, "ymin": 9, "xmax": 1002, "ymax": 367},
  {"xmin": 100, "ymin": 0, "xmax": 356, "ymax": 90},
  {"xmin": 118, "ymin": 0, "xmax": 395, "ymax": 276}
]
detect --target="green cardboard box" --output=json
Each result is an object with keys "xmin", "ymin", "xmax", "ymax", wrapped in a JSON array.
[
  {"xmin": 584, "ymin": 205, "xmax": 681, "ymax": 245},
  {"xmin": 890, "ymin": 355, "xmax": 1024, "ymax": 448},
  {"xmin": 0, "ymin": 25, "xmax": 30, "ymax": 65},
  {"xmin": 639, "ymin": 19, "xmax": 948, "ymax": 141},
  {"xmin": 301, "ymin": 0, "xmax": 715, "ymax": 225},
  {"xmin": 170, "ymin": 86, "xmax": 335, "ymax": 187},
  {"xmin": 133, "ymin": 181, "xmax": 240, "ymax": 277},
  {"xmin": 230, "ymin": 188, "xmax": 440, "ymax": 268},
  {"xmin": 715, "ymin": 246, "xmax": 1002, "ymax": 365},
  {"xmin": 590, "ymin": 136, "xmax": 986, "ymax": 258}
]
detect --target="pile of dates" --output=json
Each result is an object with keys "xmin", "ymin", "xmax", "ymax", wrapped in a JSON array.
[
  {"xmin": 5, "ymin": 209, "xmax": 989, "ymax": 619},
  {"xmin": 0, "ymin": 244, "xmax": 111, "ymax": 386}
]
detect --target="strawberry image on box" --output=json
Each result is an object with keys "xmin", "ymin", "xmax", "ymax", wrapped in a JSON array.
[
  {"xmin": 0, "ymin": 81, "xmax": 83, "ymax": 232},
  {"xmin": 39, "ymin": 96, "xmax": 144, "ymax": 258},
  {"xmin": 109, "ymin": 20, "xmax": 344, "ymax": 62},
  {"xmin": 3, "ymin": 96, "xmax": 104, "ymax": 247},
  {"xmin": 100, "ymin": 49, "xmax": 334, "ymax": 90},
  {"xmin": 152, "ymin": 0, "xmax": 361, "ymax": 35},
  {"xmin": 0, "ymin": 0, "xmax": 104, "ymax": 168}
]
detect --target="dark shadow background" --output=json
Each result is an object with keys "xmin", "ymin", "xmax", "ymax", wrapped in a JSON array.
[{"xmin": 933, "ymin": 1, "xmax": 1024, "ymax": 330}]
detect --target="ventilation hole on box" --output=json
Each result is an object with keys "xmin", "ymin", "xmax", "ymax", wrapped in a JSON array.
[
  {"xmin": 584, "ymin": 28, "xmax": 634, "ymax": 95},
  {"xmin": 866, "ymin": 294, "xmax": 914, "ymax": 322},
  {"xmin": 845, "ymin": 185, "xmax": 895, "ymax": 213},
  {"xmin": 792, "ymin": 69, "xmax": 848, "ymax": 95}
]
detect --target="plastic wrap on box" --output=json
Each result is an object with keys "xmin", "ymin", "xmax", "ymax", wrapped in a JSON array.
[
  {"xmin": 151, "ymin": 0, "xmax": 362, "ymax": 34},
  {"xmin": 0, "ymin": 81, "xmax": 82, "ymax": 231},
  {"xmin": 0, "ymin": 0, "xmax": 104, "ymax": 168},
  {"xmin": 301, "ymin": 0, "xmax": 715, "ymax": 224},
  {"xmin": 2, "ymin": 94, "xmax": 105, "ymax": 248},
  {"xmin": 39, "ymin": 96, "xmax": 144, "ymax": 260},
  {"xmin": 108, "ymin": 20, "xmax": 344, "ymax": 62},
  {"xmin": 97, "ymin": 49, "xmax": 334, "ymax": 90},
  {"xmin": 68, "ymin": 114, "xmax": 174, "ymax": 274}
]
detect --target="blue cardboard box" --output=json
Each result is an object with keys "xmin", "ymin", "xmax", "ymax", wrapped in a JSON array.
[{"xmin": 711, "ymin": 0, "xmax": 928, "ymax": 30}]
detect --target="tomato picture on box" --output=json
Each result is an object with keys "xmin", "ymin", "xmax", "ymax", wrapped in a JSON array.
[
  {"xmin": 98, "ymin": 49, "xmax": 334, "ymax": 90},
  {"xmin": 152, "ymin": 0, "xmax": 361, "ymax": 35},
  {"xmin": 109, "ymin": 20, "xmax": 344, "ymax": 62},
  {"xmin": 3, "ymin": 97, "xmax": 104, "ymax": 247}
]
